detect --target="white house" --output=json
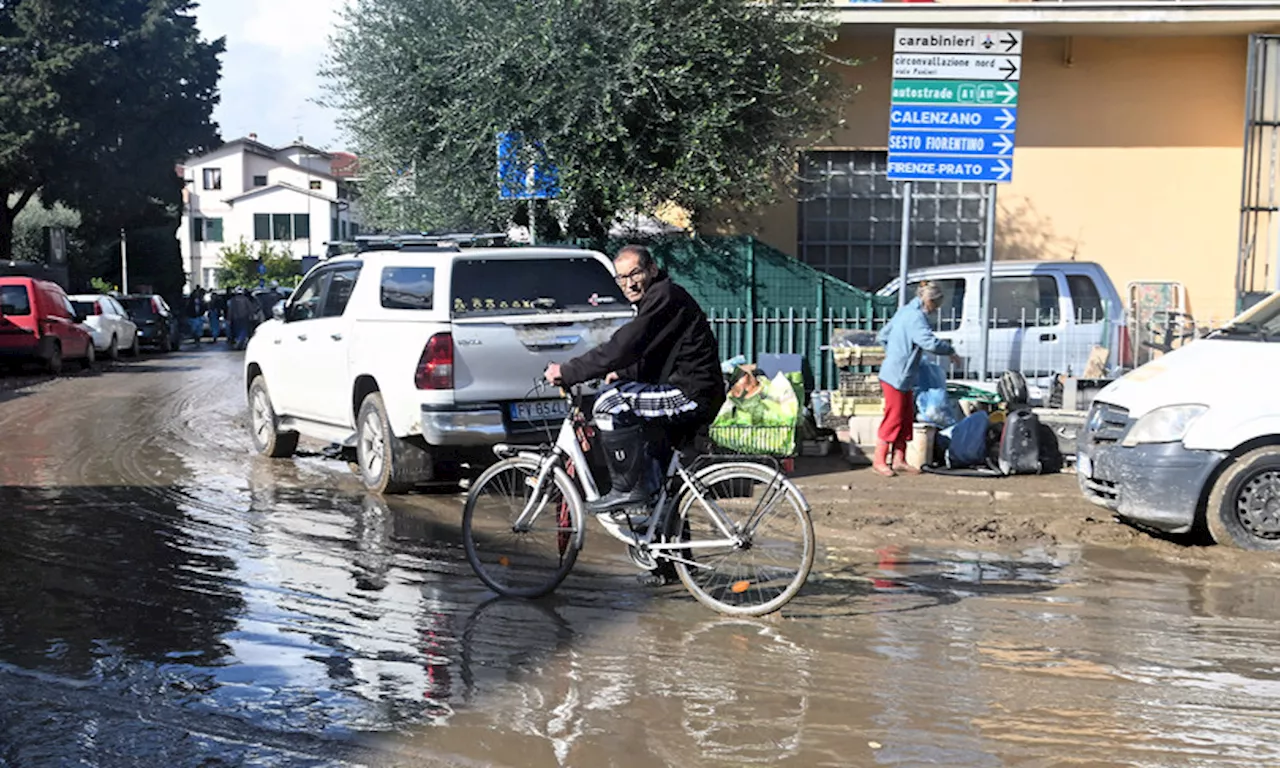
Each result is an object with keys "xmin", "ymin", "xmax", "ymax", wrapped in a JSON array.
[{"xmin": 177, "ymin": 135, "xmax": 363, "ymax": 289}]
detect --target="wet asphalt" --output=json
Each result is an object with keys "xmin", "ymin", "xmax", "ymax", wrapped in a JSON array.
[{"xmin": 3, "ymin": 346, "xmax": 1280, "ymax": 767}]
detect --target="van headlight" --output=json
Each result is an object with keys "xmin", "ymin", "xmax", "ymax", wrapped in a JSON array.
[{"xmin": 1121, "ymin": 405, "xmax": 1208, "ymax": 447}]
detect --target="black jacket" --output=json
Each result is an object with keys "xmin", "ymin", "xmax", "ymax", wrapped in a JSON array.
[{"xmin": 560, "ymin": 272, "xmax": 725, "ymax": 412}]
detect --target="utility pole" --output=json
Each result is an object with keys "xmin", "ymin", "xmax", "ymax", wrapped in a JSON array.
[{"xmin": 120, "ymin": 228, "xmax": 129, "ymax": 294}]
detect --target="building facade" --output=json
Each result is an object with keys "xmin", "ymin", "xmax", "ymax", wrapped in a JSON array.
[
  {"xmin": 723, "ymin": 1, "xmax": 1280, "ymax": 323},
  {"xmin": 177, "ymin": 137, "xmax": 363, "ymax": 289}
]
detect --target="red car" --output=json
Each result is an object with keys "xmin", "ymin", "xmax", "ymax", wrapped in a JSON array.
[{"xmin": 0, "ymin": 276, "xmax": 96, "ymax": 374}]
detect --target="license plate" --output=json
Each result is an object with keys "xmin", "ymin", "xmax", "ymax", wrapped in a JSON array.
[
  {"xmin": 1077, "ymin": 453, "xmax": 1092, "ymax": 478},
  {"xmin": 510, "ymin": 399, "xmax": 570, "ymax": 422}
]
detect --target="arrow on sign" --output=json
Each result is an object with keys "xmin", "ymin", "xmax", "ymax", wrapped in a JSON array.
[
  {"xmin": 997, "ymin": 108, "xmax": 1016, "ymax": 130},
  {"xmin": 999, "ymin": 59, "xmax": 1018, "ymax": 80},
  {"xmin": 1002, "ymin": 32, "xmax": 1019, "ymax": 53},
  {"xmin": 994, "ymin": 134, "xmax": 1014, "ymax": 155},
  {"xmin": 995, "ymin": 159, "xmax": 1012, "ymax": 180},
  {"xmin": 1000, "ymin": 83, "xmax": 1017, "ymax": 104}
]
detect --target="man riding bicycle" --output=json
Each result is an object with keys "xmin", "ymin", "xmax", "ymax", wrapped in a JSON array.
[{"xmin": 544, "ymin": 244, "xmax": 726, "ymax": 516}]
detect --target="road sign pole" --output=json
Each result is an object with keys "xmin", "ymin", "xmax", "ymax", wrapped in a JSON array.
[
  {"xmin": 978, "ymin": 182, "xmax": 998, "ymax": 382},
  {"xmin": 898, "ymin": 181, "xmax": 913, "ymax": 308}
]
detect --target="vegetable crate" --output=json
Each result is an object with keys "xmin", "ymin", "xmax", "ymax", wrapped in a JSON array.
[
  {"xmin": 838, "ymin": 371, "xmax": 881, "ymax": 397},
  {"xmin": 708, "ymin": 424, "xmax": 797, "ymax": 458}
]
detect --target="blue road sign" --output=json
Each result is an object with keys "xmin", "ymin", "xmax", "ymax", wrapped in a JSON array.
[
  {"xmin": 889, "ymin": 129, "xmax": 1015, "ymax": 157},
  {"xmin": 497, "ymin": 131, "xmax": 560, "ymax": 200},
  {"xmin": 886, "ymin": 156, "xmax": 1014, "ymax": 183},
  {"xmin": 889, "ymin": 104, "xmax": 1018, "ymax": 133}
]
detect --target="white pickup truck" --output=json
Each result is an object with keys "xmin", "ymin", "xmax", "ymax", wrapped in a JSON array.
[{"xmin": 244, "ymin": 240, "xmax": 633, "ymax": 493}]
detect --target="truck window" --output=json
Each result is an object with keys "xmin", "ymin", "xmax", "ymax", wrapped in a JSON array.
[
  {"xmin": 381, "ymin": 267, "xmax": 434, "ymax": 310},
  {"xmin": 906, "ymin": 278, "xmax": 965, "ymax": 332},
  {"xmin": 991, "ymin": 276, "xmax": 1059, "ymax": 328},
  {"xmin": 451, "ymin": 257, "xmax": 627, "ymax": 316},
  {"xmin": 1067, "ymin": 275, "xmax": 1105, "ymax": 325},
  {"xmin": 1, "ymin": 286, "xmax": 32, "ymax": 316}
]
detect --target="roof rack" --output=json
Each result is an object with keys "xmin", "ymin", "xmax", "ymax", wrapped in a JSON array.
[{"xmin": 351, "ymin": 232, "xmax": 510, "ymax": 253}]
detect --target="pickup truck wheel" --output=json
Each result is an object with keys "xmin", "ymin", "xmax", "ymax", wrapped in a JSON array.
[
  {"xmin": 1207, "ymin": 446, "xmax": 1280, "ymax": 551},
  {"xmin": 249, "ymin": 376, "xmax": 298, "ymax": 458},
  {"xmin": 357, "ymin": 392, "xmax": 431, "ymax": 495}
]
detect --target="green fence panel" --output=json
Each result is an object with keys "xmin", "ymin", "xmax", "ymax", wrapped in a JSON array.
[{"xmin": 562, "ymin": 234, "xmax": 898, "ymax": 390}]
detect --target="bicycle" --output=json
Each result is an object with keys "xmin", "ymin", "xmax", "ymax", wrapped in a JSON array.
[{"xmin": 461, "ymin": 381, "xmax": 815, "ymax": 617}]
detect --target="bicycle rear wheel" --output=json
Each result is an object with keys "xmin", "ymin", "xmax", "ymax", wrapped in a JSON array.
[
  {"xmin": 462, "ymin": 457, "xmax": 585, "ymax": 598},
  {"xmin": 672, "ymin": 462, "xmax": 814, "ymax": 616}
]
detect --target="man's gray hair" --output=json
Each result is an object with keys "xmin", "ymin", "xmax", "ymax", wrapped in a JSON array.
[
  {"xmin": 916, "ymin": 281, "xmax": 945, "ymax": 303},
  {"xmin": 616, "ymin": 244, "xmax": 655, "ymax": 270}
]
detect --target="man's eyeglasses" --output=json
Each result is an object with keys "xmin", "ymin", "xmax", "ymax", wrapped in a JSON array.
[{"xmin": 614, "ymin": 269, "xmax": 647, "ymax": 285}]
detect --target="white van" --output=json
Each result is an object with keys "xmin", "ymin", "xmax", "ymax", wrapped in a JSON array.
[
  {"xmin": 1076, "ymin": 290, "xmax": 1280, "ymax": 550},
  {"xmin": 876, "ymin": 261, "xmax": 1130, "ymax": 380}
]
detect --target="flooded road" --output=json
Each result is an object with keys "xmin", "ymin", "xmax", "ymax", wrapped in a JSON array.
[{"xmin": 3, "ymin": 349, "xmax": 1280, "ymax": 766}]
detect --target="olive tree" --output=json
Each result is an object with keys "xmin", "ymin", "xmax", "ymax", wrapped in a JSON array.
[{"xmin": 324, "ymin": 0, "xmax": 850, "ymax": 239}]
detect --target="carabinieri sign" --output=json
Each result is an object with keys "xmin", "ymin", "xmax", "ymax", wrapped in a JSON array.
[{"xmin": 887, "ymin": 28, "xmax": 1023, "ymax": 183}]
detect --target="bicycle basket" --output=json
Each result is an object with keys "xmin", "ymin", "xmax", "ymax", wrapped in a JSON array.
[{"xmin": 708, "ymin": 424, "xmax": 797, "ymax": 457}]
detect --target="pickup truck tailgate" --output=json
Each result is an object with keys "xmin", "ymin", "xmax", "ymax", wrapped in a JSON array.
[{"xmin": 450, "ymin": 312, "xmax": 631, "ymax": 403}]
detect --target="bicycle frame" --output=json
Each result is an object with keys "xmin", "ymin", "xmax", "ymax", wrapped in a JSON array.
[{"xmin": 492, "ymin": 396, "xmax": 792, "ymax": 569}]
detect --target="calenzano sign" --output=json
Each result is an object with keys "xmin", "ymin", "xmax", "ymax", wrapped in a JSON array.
[{"xmin": 887, "ymin": 28, "xmax": 1023, "ymax": 184}]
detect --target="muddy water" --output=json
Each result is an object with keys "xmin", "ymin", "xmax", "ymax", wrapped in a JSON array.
[{"xmin": 3, "ymin": 351, "xmax": 1280, "ymax": 767}]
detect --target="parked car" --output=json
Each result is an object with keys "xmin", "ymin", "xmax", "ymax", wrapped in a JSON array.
[
  {"xmin": 69, "ymin": 294, "xmax": 139, "ymax": 359},
  {"xmin": 118, "ymin": 294, "xmax": 182, "ymax": 352},
  {"xmin": 244, "ymin": 241, "xmax": 633, "ymax": 493},
  {"xmin": 0, "ymin": 276, "xmax": 96, "ymax": 374},
  {"xmin": 876, "ymin": 261, "xmax": 1131, "ymax": 381},
  {"xmin": 1077, "ymin": 289, "xmax": 1280, "ymax": 551}
]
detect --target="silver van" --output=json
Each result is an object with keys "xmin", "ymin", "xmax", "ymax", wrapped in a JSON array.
[{"xmin": 876, "ymin": 261, "xmax": 1130, "ymax": 380}]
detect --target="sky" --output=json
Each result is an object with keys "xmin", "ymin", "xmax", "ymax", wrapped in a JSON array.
[{"xmin": 192, "ymin": 0, "xmax": 349, "ymax": 152}]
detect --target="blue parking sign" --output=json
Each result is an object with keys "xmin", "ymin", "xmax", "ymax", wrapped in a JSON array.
[{"xmin": 497, "ymin": 131, "xmax": 560, "ymax": 200}]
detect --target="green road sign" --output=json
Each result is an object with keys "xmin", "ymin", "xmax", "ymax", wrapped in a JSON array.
[{"xmin": 891, "ymin": 80, "xmax": 1019, "ymax": 106}]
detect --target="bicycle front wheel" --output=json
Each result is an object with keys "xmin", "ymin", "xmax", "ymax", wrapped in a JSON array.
[
  {"xmin": 672, "ymin": 461, "xmax": 814, "ymax": 616},
  {"xmin": 462, "ymin": 456, "xmax": 586, "ymax": 599}
]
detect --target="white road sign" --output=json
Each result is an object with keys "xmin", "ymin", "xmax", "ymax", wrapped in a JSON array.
[
  {"xmin": 894, "ymin": 28, "xmax": 1023, "ymax": 56},
  {"xmin": 893, "ymin": 53, "xmax": 1021, "ymax": 82}
]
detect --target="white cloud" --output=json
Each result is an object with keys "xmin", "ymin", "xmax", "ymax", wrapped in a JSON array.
[{"xmin": 192, "ymin": 0, "xmax": 350, "ymax": 151}]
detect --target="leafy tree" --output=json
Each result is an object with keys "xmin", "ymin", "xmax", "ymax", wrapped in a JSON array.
[
  {"xmin": 214, "ymin": 239, "xmax": 301, "ymax": 290},
  {"xmin": 10, "ymin": 195, "xmax": 81, "ymax": 266},
  {"xmin": 0, "ymin": 0, "xmax": 223, "ymax": 259},
  {"xmin": 324, "ymin": 0, "xmax": 849, "ymax": 239}
]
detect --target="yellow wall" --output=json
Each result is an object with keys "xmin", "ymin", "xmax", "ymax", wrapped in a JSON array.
[{"xmin": 722, "ymin": 33, "xmax": 1248, "ymax": 320}]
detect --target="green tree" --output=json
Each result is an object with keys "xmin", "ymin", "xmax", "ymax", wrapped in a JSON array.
[
  {"xmin": 214, "ymin": 239, "xmax": 301, "ymax": 290},
  {"xmin": 0, "ymin": 0, "xmax": 223, "ymax": 259},
  {"xmin": 324, "ymin": 0, "xmax": 849, "ymax": 239},
  {"xmin": 10, "ymin": 195, "xmax": 81, "ymax": 266}
]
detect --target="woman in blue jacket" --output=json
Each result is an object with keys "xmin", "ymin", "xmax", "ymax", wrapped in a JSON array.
[{"xmin": 873, "ymin": 282, "xmax": 962, "ymax": 476}]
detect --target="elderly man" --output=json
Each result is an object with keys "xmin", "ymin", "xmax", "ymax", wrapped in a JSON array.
[{"xmin": 544, "ymin": 244, "xmax": 725, "ymax": 514}]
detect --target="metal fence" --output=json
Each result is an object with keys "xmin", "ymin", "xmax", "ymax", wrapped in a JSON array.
[{"xmin": 708, "ymin": 300, "xmax": 1241, "ymax": 393}]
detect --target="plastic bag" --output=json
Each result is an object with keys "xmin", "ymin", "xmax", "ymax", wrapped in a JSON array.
[
  {"xmin": 711, "ymin": 371, "xmax": 799, "ymax": 455},
  {"xmin": 914, "ymin": 358, "xmax": 961, "ymax": 428}
]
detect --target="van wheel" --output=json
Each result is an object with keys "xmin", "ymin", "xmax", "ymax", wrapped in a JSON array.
[
  {"xmin": 356, "ymin": 392, "xmax": 432, "ymax": 495},
  {"xmin": 45, "ymin": 342, "xmax": 63, "ymax": 375},
  {"xmin": 1206, "ymin": 446, "xmax": 1280, "ymax": 551},
  {"xmin": 248, "ymin": 376, "xmax": 298, "ymax": 458}
]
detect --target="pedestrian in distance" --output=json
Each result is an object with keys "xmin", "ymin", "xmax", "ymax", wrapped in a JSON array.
[
  {"xmin": 207, "ymin": 290, "xmax": 226, "ymax": 343},
  {"xmin": 186, "ymin": 287, "xmax": 206, "ymax": 342},
  {"xmin": 873, "ymin": 281, "xmax": 963, "ymax": 477},
  {"xmin": 226, "ymin": 288, "xmax": 256, "ymax": 351}
]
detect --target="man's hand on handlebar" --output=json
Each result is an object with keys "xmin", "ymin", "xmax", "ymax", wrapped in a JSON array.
[
  {"xmin": 604, "ymin": 371, "xmax": 619, "ymax": 384},
  {"xmin": 544, "ymin": 363, "xmax": 563, "ymax": 386}
]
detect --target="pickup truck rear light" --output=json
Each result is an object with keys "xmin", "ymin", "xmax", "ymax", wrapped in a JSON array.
[{"xmin": 415, "ymin": 332, "xmax": 454, "ymax": 390}]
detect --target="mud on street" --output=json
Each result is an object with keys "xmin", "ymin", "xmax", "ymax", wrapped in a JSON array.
[{"xmin": 3, "ymin": 349, "xmax": 1280, "ymax": 767}]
